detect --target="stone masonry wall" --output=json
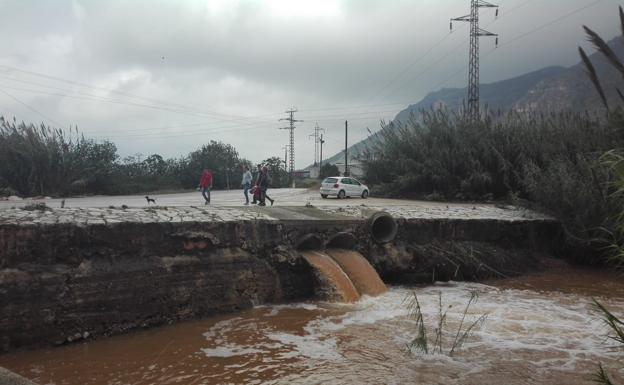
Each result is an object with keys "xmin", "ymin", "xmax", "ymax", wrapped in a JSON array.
[{"xmin": 0, "ymin": 205, "xmax": 561, "ymax": 352}]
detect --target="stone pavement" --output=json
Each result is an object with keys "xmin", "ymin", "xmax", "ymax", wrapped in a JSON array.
[{"xmin": 0, "ymin": 201, "xmax": 553, "ymax": 226}]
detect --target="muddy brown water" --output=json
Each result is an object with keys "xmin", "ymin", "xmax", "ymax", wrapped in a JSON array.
[{"xmin": 1, "ymin": 266, "xmax": 623, "ymax": 385}]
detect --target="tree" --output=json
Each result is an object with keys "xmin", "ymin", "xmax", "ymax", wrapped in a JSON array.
[
  {"xmin": 320, "ymin": 163, "xmax": 340, "ymax": 179},
  {"xmin": 180, "ymin": 141, "xmax": 242, "ymax": 189},
  {"xmin": 262, "ymin": 156, "xmax": 289, "ymax": 187}
]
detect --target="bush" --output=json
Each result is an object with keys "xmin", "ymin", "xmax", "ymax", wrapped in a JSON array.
[
  {"xmin": 362, "ymin": 110, "xmax": 621, "ymax": 263},
  {"xmin": 0, "ymin": 119, "xmax": 253, "ymax": 197},
  {"xmin": 0, "ymin": 186, "xmax": 17, "ymax": 197},
  {"xmin": 320, "ymin": 163, "xmax": 340, "ymax": 179}
]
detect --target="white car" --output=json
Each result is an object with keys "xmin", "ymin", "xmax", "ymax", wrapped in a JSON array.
[{"xmin": 320, "ymin": 176, "xmax": 369, "ymax": 199}]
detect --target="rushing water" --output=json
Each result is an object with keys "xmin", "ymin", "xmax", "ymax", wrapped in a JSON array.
[
  {"xmin": 325, "ymin": 249, "xmax": 387, "ymax": 297},
  {"xmin": 300, "ymin": 250, "xmax": 361, "ymax": 303},
  {"xmin": 1, "ymin": 266, "xmax": 623, "ymax": 385}
]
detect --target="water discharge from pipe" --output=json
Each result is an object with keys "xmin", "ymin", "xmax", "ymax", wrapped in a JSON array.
[
  {"xmin": 325, "ymin": 249, "xmax": 387, "ymax": 297},
  {"xmin": 300, "ymin": 251, "xmax": 360, "ymax": 303}
]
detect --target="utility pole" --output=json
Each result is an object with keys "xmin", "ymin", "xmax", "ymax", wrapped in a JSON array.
[
  {"xmin": 319, "ymin": 134, "xmax": 325, "ymax": 177},
  {"xmin": 344, "ymin": 120, "xmax": 349, "ymax": 177},
  {"xmin": 308, "ymin": 122, "xmax": 325, "ymax": 166},
  {"xmin": 451, "ymin": 0, "xmax": 499, "ymax": 123},
  {"xmin": 279, "ymin": 108, "xmax": 303, "ymax": 188},
  {"xmin": 282, "ymin": 145, "xmax": 289, "ymax": 170}
]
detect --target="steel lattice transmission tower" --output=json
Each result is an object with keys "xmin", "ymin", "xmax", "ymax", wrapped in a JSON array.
[
  {"xmin": 309, "ymin": 123, "xmax": 325, "ymax": 166},
  {"xmin": 279, "ymin": 108, "xmax": 303, "ymax": 187},
  {"xmin": 451, "ymin": 0, "xmax": 499, "ymax": 123}
]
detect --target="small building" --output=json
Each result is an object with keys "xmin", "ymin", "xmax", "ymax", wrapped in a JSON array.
[{"xmin": 294, "ymin": 169, "xmax": 310, "ymax": 179}]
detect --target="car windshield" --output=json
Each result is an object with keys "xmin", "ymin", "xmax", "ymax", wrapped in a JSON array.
[{"xmin": 323, "ymin": 178, "xmax": 338, "ymax": 184}]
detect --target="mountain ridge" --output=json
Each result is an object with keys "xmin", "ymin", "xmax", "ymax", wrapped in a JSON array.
[{"xmin": 315, "ymin": 36, "xmax": 624, "ymax": 169}]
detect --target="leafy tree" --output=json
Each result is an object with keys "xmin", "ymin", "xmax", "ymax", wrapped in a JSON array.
[
  {"xmin": 261, "ymin": 156, "xmax": 289, "ymax": 187},
  {"xmin": 320, "ymin": 163, "xmax": 340, "ymax": 179}
]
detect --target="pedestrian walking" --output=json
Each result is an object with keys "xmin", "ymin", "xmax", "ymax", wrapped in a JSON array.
[
  {"xmin": 199, "ymin": 169, "xmax": 213, "ymax": 205},
  {"xmin": 241, "ymin": 165, "xmax": 253, "ymax": 205},
  {"xmin": 251, "ymin": 164, "xmax": 274, "ymax": 205},
  {"xmin": 258, "ymin": 166, "xmax": 274, "ymax": 206}
]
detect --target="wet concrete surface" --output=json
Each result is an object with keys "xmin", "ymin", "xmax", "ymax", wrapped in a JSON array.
[{"xmin": 0, "ymin": 188, "xmax": 552, "ymax": 223}]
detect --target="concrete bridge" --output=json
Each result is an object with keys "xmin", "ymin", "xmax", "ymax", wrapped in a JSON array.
[{"xmin": 0, "ymin": 192, "xmax": 560, "ymax": 353}]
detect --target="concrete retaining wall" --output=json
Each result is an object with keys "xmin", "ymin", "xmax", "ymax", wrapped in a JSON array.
[{"xmin": 0, "ymin": 205, "xmax": 561, "ymax": 352}]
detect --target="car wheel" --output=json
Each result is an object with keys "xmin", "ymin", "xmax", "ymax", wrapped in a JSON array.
[
  {"xmin": 321, "ymin": 194, "xmax": 328, "ymax": 199},
  {"xmin": 338, "ymin": 190, "xmax": 346, "ymax": 199},
  {"xmin": 361, "ymin": 190, "xmax": 369, "ymax": 199}
]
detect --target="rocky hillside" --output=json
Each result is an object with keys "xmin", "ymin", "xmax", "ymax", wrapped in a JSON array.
[{"xmin": 318, "ymin": 37, "xmax": 624, "ymax": 169}]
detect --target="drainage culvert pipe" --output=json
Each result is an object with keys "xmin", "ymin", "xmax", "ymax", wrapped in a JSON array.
[
  {"xmin": 368, "ymin": 212, "xmax": 398, "ymax": 244},
  {"xmin": 295, "ymin": 233, "xmax": 324, "ymax": 251}
]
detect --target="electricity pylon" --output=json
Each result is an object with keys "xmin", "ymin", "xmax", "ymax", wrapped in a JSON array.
[
  {"xmin": 308, "ymin": 122, "xmax": 325, "ymax": 166},
  {"xmin": 279, "ymin": 108, "xmax": 302, "ymax": 187},
  {"xmin": 451, "ymin": 0, "xmax": 499, "ymax": 123}
]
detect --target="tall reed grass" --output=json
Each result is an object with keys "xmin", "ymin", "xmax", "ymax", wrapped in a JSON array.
[{"xmin": 0, "ymin": 118, "xmax": 281, "ymax": 197}]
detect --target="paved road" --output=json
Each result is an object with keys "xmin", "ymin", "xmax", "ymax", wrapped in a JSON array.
[{"xmin": 0, "ymin": 188, "xmax": 494, "ymax": 210}]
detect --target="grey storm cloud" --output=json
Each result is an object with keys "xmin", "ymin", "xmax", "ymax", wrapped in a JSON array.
[{"xmin": 0, "ymin": 0, "xmax": 618, "ymax": 167}]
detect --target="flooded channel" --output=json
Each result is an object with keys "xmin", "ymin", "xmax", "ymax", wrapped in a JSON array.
[{"xmin": 1, "ymin": 266, "xmax": 623, "ymax": 385}]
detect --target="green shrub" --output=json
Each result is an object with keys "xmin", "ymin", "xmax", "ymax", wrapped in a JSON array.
[{"xmin": 0, "ymin": 119, "xmax": 252, "ymax": 197}]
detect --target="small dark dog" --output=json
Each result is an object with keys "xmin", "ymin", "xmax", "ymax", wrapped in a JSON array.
[{"xmin": 145, "ymin": 196, "xmax": 156, "ymax": 204}]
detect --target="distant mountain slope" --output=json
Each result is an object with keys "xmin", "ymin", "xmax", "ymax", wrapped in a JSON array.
[
  {"xmin": 514, "ymin": 38, "xmax": 624, "ymax": 112},
  {"xmin": 316, "ymin": 37, "xmax": 623, "ymax": 169},
  {"xmin": 393, "ymin": 66, "xmax": 566, "ymax": 123}
]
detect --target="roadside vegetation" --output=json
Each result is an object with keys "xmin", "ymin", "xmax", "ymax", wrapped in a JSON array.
[
  {"xmin": 362, "ymin": 107, "xmax": 621, "ymax": 263},
  {"xmin": 0, "ymin": 119, "xmax": 291, "ymax": 197}
]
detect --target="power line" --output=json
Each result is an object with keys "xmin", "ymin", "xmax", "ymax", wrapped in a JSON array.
[
  {"xmin": 0, "ymin": 81, "xmax": 279, "ymax": 124},
  {"xmin": 496, "ymin": 0, "xmax": 603, "ymax": 49},
  {"xmin": 98, "ymin": 124, "xmax": 272, "ymax": 141},
  {"xmin": 0, "ymin": 76, "xmax": 404, "ymax": 133},
  {"xmin": 0, "ymin": 88, "xmax": 65, "ymax": 128},
  {"xmin": 0, "ymin": 64, "xmax": 261, "ymax": 121}
]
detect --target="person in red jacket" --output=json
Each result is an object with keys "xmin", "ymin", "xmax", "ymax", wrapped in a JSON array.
[{"xmin": 199, "ymin": 169, "xmax": 213, "ymax": 205}]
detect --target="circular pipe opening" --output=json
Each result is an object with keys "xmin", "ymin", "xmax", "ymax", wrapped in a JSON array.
[
  {"xmin": 326, "ymin": 232, "xmax": 356, "ymax": 249},
  {"xmin": 296, "ymin": 234, "xmax": 324, "ymax": 251},
  {"xmin": 369, "ymin": 212, "xmax": 398, "ymax": 244}
]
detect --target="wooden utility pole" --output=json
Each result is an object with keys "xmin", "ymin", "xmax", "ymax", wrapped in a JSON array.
[
  {"xmin": 319, "ymin": 134, "xmax": 325, "ymax": 178},
  {"xmin": 344, "ymin": 120, "xmax": 349, "ymax": 176},
  {"xmin": 282, "ymin": 145, "xmax": 289, "ymax": 170}
]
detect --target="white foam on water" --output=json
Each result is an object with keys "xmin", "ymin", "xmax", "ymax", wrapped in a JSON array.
[
  {"xmin": 200, "ymin": 345, "xmax": 267, "ymax": 358},
  {"xmin": 265, "ymin": 331, "xmax": 341, "ymax": 360},
  {"xmin": 195, "ymin": 281, "xmax": 624, "ymax": 383},
  {"xmin": 258, "ymin": 302, "xmax": 321, "ymax": 316}
]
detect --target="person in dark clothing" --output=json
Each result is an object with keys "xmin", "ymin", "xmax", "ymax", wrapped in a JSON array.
[
  {"xmin": 251, "ymin": 164, "xmax": 262, "ymax": 204},
  {"xmin": 252, "ymin": 164, "xmax": 274, "ymax": 205},
  {"xmin": 257, "ymin": 166, "xmax": 271, "ymax": 206}
]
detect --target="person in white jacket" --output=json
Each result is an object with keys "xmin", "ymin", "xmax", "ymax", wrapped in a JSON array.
[{"xmin": 241, "ymin": 166, "xmax": 253, "ymax": 205}]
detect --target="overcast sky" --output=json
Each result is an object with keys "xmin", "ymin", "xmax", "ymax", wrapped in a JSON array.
[{"xmin": 0, "ymin": 0, "xmax": 619, "ymax": 168}]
